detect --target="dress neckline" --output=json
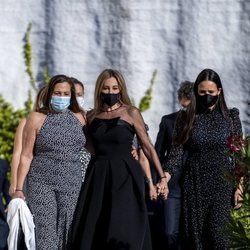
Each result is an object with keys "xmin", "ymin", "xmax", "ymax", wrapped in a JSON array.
[{"xmin": 94, "ymin": 117, "xmax": 133, "ymax": 127}]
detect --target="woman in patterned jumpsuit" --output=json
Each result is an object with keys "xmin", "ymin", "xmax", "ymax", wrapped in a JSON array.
[{"xmin": 12, "ymin": 75, "xmax": 88, "ymax": 249}]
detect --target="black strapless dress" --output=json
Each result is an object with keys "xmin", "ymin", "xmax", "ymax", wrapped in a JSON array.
[{"xmin": 70, "ymin": 117, "xmax": 152, "ymax": 250}]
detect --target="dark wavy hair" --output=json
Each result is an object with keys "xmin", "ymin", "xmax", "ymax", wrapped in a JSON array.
[
  {"xmin": 177, "ymin": 81, "xmax": 194, "ymax": 101},
  {"xmin": 40, "ymin": 74, "xmax": 81, "ymax": 114},
  {"xmin": 174, "ymin": 69, "xmax": 230, "ymax": 145}
]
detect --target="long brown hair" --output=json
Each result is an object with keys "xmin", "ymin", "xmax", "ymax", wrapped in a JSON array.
[
  {"xmin": 70, "ymin": 77, "xmax": 85, "ymax": 95},
  {"xmin": 33, "ymin": 86, "xmax": 47, "ymax": 112},
  {"xmin": 40, "ymin": 74, "xmax": 82, "ymax": 114},
  {"xmin": 88, "ymin": 69, "xmax": 131, "ymax": 121},
  {"xmin": 174, "ymin": 68, "xmax": 230, "ymax": 145}
]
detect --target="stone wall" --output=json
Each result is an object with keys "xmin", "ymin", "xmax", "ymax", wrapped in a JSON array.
[{"xmin": 0, "ymin": 0, "xmax": 249, "ymax": 140}]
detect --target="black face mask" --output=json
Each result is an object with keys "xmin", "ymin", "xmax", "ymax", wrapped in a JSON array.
[
  {"xmin": 196, "ymin": 94, "xmax": 218, "ymax": 113},
  {"xmin": 101, "ymin": 93, "xmax": 120, "ymax": 107}
]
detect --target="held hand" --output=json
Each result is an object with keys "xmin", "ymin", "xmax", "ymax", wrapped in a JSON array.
[
  {"xmin": 234, "ymin": 188, "xmax": 243, "ymax": 209},
  {"xmin": 148, "ymin": 184, "xmax": 158, "ymax": 201},
  {"xmin": 131, "ymin": 146, "xmax": 139, "ymax": 160},
  {"xmin": 12, "ymin": 190, "xmax": 26, "ymax": 200},
  {"xmin": 156, "ymin": 178, "xmax": 169, "ymax": 200}
]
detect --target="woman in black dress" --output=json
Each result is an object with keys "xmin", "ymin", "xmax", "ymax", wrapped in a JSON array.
[
  {"xmin": 164, "ymin": 69, "xmax": 242, "ymax": 249},
  {"xmin": 70, "ymin": 69, "xmax": 168, "ymax": 250}
]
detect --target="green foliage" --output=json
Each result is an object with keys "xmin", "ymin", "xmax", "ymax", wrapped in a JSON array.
[
  {"xmin": 230, "ymin": 191, "xmax": 250, "ymax": 249},
  {"xmin": 24, "ymin": 89, "xmax": 34, "ymax": 113},
  {"xmin": 227, "ymin": 133, "xmax": 250, "ymax": 249},
  {"xmin": 43, "ymin": 66, "xmax": 51, "ymax": 85},
  {"xmin": 24, "ymin": 23, "xmax": 37, "ymax": 92},
  {"xmin": 139, "ymin": 70, "xmax": 157, "ymax": 112},
  {"xmin": 24, "ymin": 22, "xmax": 51, "ymax": 88},
  {"xmin": 0, "ymin": 95, "xmax": 28, "ymax": 165},
  {"xmin": 0, "ymin": 22, "xmax": 51, "ymax": 180},
  {"xmin": 0, "ymin": 22, "xmax": 37, "ymax": 167}
]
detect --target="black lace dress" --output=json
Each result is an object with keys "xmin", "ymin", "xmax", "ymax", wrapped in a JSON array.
[
  {"xmin": 164, "ymin": 108, "xmax": 242, "ymax": 250},
  {"xmin": 70, "ymin": 117, "xmax": 152, "ymax": 250}
]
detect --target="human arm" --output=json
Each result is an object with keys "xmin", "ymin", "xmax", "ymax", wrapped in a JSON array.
[
  {"xmin": 9, "ymin": 118, "xmax": 26, "ymax": 195},
  {"xmin": 129, "ymin": 107, "xmax": 169, "ymax": 198},
  {"xmin": 163, "ymin": 144, "xmax": 184, "ymax": 176},
  {"xmin": 138, "ymin": 149, "xmax": 157, "ymax": 200},
  {"xmin": 234, "ymin": 177, "xmax": 243, "ymax": 209},
  {"xmin": 12, "ymin": 112, "xmax": 45, "ymax": 199},
  {"xmin": 84, "ymin": 111, "xmax": 96, "ymax": 155},
  {"xmin": 84, "ymin": 125, "xmax": 95, "ymax": 155},
  {"xmin": 162, "ymin": 112, "xmax": 185, "ymax": 176}
]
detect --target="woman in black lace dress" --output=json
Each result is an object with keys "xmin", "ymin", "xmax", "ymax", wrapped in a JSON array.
[
  {"xmin": 70, "ymin": 69, "xmax": 168, "ymax": 250},
  {"xmin": 164, "ymin": 69, "xmax": 242, "ymax": 250}
]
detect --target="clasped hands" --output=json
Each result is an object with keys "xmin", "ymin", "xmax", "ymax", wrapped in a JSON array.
[{"xmin": 148, "ymin": 178, "xmax": 169, "ymax": 201}]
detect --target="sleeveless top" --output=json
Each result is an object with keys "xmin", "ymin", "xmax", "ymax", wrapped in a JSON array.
[{"xmin": 28, "ymin": 110, "xmax": 85, "ymax": 190}]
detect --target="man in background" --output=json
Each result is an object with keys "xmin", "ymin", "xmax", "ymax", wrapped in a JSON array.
[{"xmin": 154, "ymin": 81, "xmax": 194, "ymax": 250}]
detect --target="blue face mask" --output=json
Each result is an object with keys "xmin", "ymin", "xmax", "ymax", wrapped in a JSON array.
[{"xmin": 51, "ymin": 96, "xmax": 71, "ymax": 112}]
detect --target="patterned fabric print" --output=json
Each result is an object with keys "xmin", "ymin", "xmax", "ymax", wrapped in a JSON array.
[
  {"xmin": 80, "ymin": 147, "xmax": 91, "ymax": 182},
  {"xmin": 26, "ymin": 110, "xmax": 86, "ymax": 250},
  {"xmin": 165, "ymin": 108, "xmax": 242, "ymax": 250}
]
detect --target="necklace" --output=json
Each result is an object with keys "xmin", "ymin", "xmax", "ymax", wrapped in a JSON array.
[{"xmin": 102, "ymin": 103, "xmax": 122, "ymax": 112}]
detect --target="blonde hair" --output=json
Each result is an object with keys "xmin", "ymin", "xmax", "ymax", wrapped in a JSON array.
[
  {"xmin": 94, "ymin": 69, "xmax": 131, "ymax": 109},
  {"xmin": 88, "ymin": 69, "xmax": 132, "ymax": 122}
]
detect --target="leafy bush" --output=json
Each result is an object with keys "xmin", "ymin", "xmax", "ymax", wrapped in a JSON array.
[
  {"xmin": 230, "ymin": 192, "xmax": 250, "ymax": 249},
  {"xmin": 0, "ymin": 95, "xmax": 31, "ymax": 165},
  {"xmin": 227, "ymin": 117, "xmax": 250, "ymax": 248},
  {"xmin": 0, "ymin": 21, "xmax": 51, "ymax": 187}
]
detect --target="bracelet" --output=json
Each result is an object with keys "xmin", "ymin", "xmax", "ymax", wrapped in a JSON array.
[
  {"xmin": 145, "ymin": 178, "xmax": 153, "ymax": 184},
  {"xmin": 16, "ymin": 189, "xmax": 23, "ymax": 192}
]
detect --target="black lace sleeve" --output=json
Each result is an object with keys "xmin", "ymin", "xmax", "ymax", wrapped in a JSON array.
[{"xmin": 132, "ymin": 124, "xmax": 149, "ymax": 150}]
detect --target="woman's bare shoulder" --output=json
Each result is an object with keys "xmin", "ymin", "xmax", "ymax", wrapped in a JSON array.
[
  {"xmin": 27, "ymin": 111, "xmax": 46, "ymax": 119},
  {"xmin": 26, "ymin": 112, "xmax": 46, "ymax": 127},
  {"xmin": 16, "ymin": 117, "xmax": 27, "ymax": 130},
  {"xmin": 125, "ymin": 105, "xmax": 140, "ymax": 116},
  {"xmin": 73, "ymin": 111, "xmax": 87, "ymax": 125}
]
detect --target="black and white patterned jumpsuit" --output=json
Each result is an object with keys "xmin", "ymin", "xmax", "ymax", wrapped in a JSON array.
[
  {"xmin": 164, "ymin": 108, "xmax": 242, "ymax": 250},
  {"xmin": 26, "ymin": 110, "xmax": 86, "ymax": 250}
]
